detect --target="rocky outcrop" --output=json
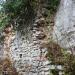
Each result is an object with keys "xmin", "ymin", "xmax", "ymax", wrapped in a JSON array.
[{"xmin": 53, "ymin": 0, "xmax": 75, "ymax": 50}]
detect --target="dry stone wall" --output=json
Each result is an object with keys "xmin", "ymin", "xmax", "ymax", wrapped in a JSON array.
[{"xmin": 11, "ymin": 17, "xmax": 50, "ymax": 75}]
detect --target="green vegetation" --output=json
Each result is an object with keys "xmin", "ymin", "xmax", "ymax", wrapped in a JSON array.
[
  {"xmin": 0, "ymin": 0, "xmax": 60, "ymax": 30},
  {"xmin": 2, "ymin": 0, "xmax": 36, "ymax": 31},
  {"xmin": 46, "ymin": 42, "xmax": 75, "ymax": 75},
  {"xmin": 46, "ymin": 0, "xmax": 60, "ymax": 13}
]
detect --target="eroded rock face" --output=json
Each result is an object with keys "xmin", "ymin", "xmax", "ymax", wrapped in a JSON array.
[{"xmin": 53, "ymin": 0, "xmax": 75, "ymax": 49}]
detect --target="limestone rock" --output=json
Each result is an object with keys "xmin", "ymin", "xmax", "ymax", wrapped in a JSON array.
[{"xmin": 53, "ymin": 0, "xmax": 75, "ymax": 49}]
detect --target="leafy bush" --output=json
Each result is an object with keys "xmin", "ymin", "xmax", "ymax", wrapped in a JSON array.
[
  {"xmin": 0, "ymin": 0, "xmax": 60, "ymax": 30},
  {"xmin": 47, "ymin": 42, "xmax": 75, "ymax": 75},
  {"xmin": 45, "ymin": 0, "xmax": 60, "ymax": 14}
]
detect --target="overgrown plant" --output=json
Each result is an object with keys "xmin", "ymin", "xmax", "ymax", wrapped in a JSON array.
[
  {"xmin": 45, "ymin": 0, "xmax": 60, "ymax": 14},
  {"xmin": 46, "ymin": 41, "xmax": 75, "ymax": 75},
  {"xmin": 0, "ymin": 0, "xmax": 60, "ymax": 30}
]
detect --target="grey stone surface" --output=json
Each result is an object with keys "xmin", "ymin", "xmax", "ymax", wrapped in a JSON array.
[{"xmin": 53, "ymin": 0, "xmax": 75, "ymax": 49}]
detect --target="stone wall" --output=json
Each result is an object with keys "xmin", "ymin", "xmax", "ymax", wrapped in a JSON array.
[{"xmin": 11, "ymin": 17, "xmax": 50, "ymax": 75}]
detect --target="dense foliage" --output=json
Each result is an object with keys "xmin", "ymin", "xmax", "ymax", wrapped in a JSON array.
[
  {"xmin": 0, "ymin": 0, "xmax": 60, "ymax": 30},
  {"xmin": 46, "ymin": 0, "xmax": 60, "ymax": 13},
  {"xmin": 2, "ymin": 0, "xmax": 36, "ymax": 31}
]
